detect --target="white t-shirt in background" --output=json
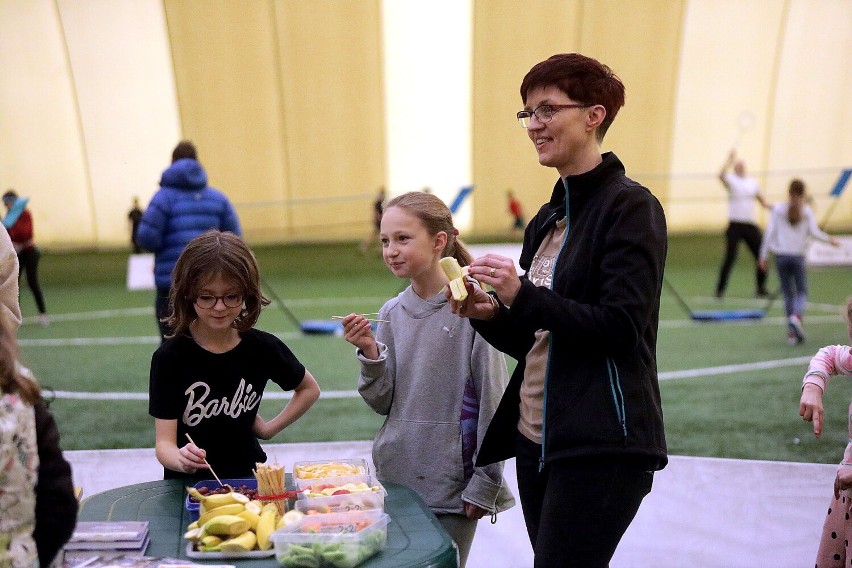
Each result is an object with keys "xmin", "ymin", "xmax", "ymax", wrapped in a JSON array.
[{"xmin": 724, "ymin": 172, "xmax": 761, "ymax": 223}]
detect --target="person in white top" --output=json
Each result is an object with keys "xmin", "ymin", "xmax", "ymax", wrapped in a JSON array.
[
  {"xmin": 759, "ymin": 179, "xmax": 839, "ymax": 344},
  {"xmin": 716, "ymin": 150, "xmax": 771, "ymax": 298}
]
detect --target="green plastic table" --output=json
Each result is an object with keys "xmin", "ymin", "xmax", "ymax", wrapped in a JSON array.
[{"xmin": 76, "ymin": 479, "xmax": 457, "ymax": 567}]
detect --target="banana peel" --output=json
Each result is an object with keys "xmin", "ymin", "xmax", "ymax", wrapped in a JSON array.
[{"xmin": 186, "ymin": 486, "xmax": 249, "ymax": 510}]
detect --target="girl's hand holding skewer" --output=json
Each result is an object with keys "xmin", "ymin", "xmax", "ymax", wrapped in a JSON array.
[
  {"xmin": 184, "ymin": 434, "xmax": 230, "ymax": 488},
  {"xmin": 178, "ymin": 439, "xmax": 208, "ymax": 474},
  {"xmin": 341, "ymin": 313, "xmax": 380, "ymax": 360}
]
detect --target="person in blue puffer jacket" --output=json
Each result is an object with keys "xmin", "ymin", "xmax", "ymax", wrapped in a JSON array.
[{"xmin": 136, "ymin": 141, "xmax": 241, "ymax": 341}]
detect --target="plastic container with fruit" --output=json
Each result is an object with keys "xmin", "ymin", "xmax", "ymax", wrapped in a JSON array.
[
  {"xmin": 271, "ymin": 509, "xmax": 389, "ymax": 568},
  {"xmin": 292, "ymin": 459, "xmax": 371, "ymax": 491},
  {"xmin": 185, "ymin": 478, "xmax": 258, "ymax": 521},
  {"xmin": 295, "ymin": 481, "xmax": 386, "ymax": 514}
]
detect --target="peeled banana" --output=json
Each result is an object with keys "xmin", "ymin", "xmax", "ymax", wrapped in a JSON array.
[
  {"xmin": 440, "ymin": 257, "xmax": 470, "ymax": 301},
  {"xmin": 219, "ymin": 530, "xmax": 257, "ymax": 553},
  {"xmin": 244, "ymin": 500, "xmax": 263, "ymax": 515},
  {"xmin": 237, "ymin": 509, "xmax": 261, "ymax": 531},
  {"xmin": 202, "ymin": 515, "xmax": 251, "ymax": 537},
  {"xmin": 199, "ymin": 534, "xmax": 223, "ymax": 552},
  {"xmin": 280, "ymin": 510, "xmax": 305, "ymax": 528},
  {"xmin": 256, "ymin": 508, "xmax": 277, "ymax": 551},
  {"xmin": 197, "ymin": 503, "xmax": 246, "ymax": 526}
]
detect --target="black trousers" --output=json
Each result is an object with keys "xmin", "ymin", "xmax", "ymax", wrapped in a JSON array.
[
  {"xmin": 515, "ymin": 432, "xmax": 654, "ymax": 568},
  {"xmin": 716, "ymin": 221, "xmax": 768, "ymax": 296},
  {"xmin": 18, "ymin": 246, "xmax": 46, "ymax": 314}
]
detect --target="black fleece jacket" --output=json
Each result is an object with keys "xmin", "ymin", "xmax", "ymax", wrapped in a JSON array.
[
  {"xmin": 473, "ymin": 152, "xmax": 668, "ymax": 470},
  {"xmin": 33, "ymin": 402, "xmax": 77, "ymax": 566}
]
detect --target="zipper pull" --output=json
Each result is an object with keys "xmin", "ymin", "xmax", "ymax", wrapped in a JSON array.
[{"xmin": 538, "ymin": 456, "xmax": 545, "ymax": 473}]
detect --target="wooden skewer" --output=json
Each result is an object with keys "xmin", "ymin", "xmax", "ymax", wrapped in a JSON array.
[
  {"xmin": 331, "ymin": 315, "xmax": 389, "ymax": 323},
  {"xmin": 331, "ymin": 312, "xmax": 381, "ymax": 318},
  {"xmin": 185, "ymin": 433, "xmax": 225, "ymax": 488}
]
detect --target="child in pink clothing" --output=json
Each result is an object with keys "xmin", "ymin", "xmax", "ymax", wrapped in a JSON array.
[{"xmin": 799, "ymin": 297, "xmax": 852, "ymax": 567}]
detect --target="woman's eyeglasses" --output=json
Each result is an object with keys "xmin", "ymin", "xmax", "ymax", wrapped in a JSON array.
[{"xmin": 517, "ymin": 104, "xmax": 590, "ymax": 128}]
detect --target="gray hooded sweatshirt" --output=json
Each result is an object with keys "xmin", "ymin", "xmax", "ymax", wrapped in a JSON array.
[{"xmin": 356, "ymin": 286, "xmax": 515, "ymax": 516}]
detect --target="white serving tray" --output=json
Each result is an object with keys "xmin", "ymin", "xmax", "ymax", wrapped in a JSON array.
[{"xmin": 185, "ymin": 542, "xmax": 274, "ymax": 559}]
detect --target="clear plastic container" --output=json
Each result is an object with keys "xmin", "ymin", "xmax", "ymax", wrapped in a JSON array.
[
  {"xmin": 292, "ymin": 459, "xmax": 370, "ymax": 490},
  {"xmin": 295, "ymin": 482, "xmax": 386, "ymax": 514},
  {"xmin": 271, "ymin": 510, "xmax": 389, "ymax": 568},
  {"xmin": 184, "ymin": 478, "xmax": 258, "ymax": 521}
]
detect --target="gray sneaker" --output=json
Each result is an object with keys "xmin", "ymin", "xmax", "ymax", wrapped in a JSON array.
[{"xmin": 788, "ymin": 315, "xmax": 805, "ymax": 343}]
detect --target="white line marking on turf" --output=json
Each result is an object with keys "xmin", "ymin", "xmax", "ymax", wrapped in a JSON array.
[
  {"xmin": 658, "ymin": 356, "xmax": 813, "ymax": 380},
  {"xmin": 19, "ymin": 298, "xmax": 391, "ymax": 325},
  {"xmin": 24, "ymin": 317, "xmax": 834, "ymax": 345},
  {"xmin": 49, "ymin": 357, "xmax": 816, "ymax": 400},
  {"xmin": 684, "ymin": 297, "xmax": 842, "ymax": 313},
  {"xmin": 21, "ymin": 307, "xmax": 152, "ymax": 324},
  {"xmin": 50, "ymin": 389, "xmax": 361, "ymax": 401},
  {"xmin": 20, "ymin": 297, "xmax": 845, "ymax": 327},
  {"xmin": 19, "ymin": 314, "xmax": 844, "ymax": 347},
  {"xmin": 658, "ymin": 314, "xmax": 841, "ymax": 329},
  {"xmin": 20, "ymin": 300, "xmax": 837, "ymax": 397},
  {"xmin": 19, "ymin": 331, "xmax": 304, "ymax": 347}
]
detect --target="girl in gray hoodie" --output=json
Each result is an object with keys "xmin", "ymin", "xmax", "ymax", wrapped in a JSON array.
[{"xmin": 340, "ymin": 191, "xmax": 514, "ymax": 567}]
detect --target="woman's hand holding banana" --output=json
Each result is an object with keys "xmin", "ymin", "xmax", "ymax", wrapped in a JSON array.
[{"xmin": 443, "ymin": 253, "xmax": 521, "ymax": 320}]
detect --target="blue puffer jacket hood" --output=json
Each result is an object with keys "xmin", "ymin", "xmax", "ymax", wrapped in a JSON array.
[
  {"xmin": 159, "ymin": 158, "xmax": 207, "ymax": 190},
  {"xmin": 135, "ymin": 158, "xmax": 242, "ymax": 289}
]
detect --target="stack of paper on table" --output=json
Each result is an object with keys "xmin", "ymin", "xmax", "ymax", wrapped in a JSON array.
[{"xmin": 64, "ymin": 521, "xmax": 150, "ymax": 553}]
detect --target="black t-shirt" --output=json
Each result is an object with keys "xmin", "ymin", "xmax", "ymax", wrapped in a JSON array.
[{"xmin": 148, "ymin": 328, "xmax": 306, "ymax": 480}]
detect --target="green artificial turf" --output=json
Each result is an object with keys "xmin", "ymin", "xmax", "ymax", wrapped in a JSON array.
[{"xmin": 15, "ymin": 235, "xmax": 852, "ymax": 464}]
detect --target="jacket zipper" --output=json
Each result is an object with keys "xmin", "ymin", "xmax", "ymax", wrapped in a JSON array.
[
  {"xmin": 540, "ymin": 180, "xmax": 571, "ymax": 473},
  {"xmin": 607, "ymin": 358, "xmax": 628, "ymax": 438}
]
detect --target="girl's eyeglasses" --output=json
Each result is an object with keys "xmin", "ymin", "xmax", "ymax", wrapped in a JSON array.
[{"xmin": 194, "ymin": 293, "xmax": 243, "ymax": 309}]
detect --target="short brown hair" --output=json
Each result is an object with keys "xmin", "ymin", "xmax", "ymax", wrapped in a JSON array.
[
  {"xmin": 164, "ymin": 230, "xmax": 270, "ymax": 338},
  {"xmin": 172, "ymin": 140, "xmax": 198, "ymax": 162},
  {"xmin": 383, "ymin": 191, "xmax": 472, "ymax": 266},
  {"xmin": 520, "ymin": 53, "xmax": 625, "ymax": 141}
]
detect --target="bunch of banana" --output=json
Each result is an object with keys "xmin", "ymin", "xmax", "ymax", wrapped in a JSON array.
[
  {"xmin": 184, "ymin": 488, "xmax": 286, "ymax": 552},
  {"xmin": 440, "ymin": 257, "xmax": 470, "ymax": 301}
]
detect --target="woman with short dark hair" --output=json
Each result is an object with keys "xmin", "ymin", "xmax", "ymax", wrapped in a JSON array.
[{"xmin": 449, "ymin": 53, "xmax": 668, "ymax": 566}]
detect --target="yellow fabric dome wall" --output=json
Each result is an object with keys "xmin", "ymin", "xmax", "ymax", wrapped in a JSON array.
[{"xmin": 0, "ymin": 0, "xmax": 849, "ymax": 248}]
